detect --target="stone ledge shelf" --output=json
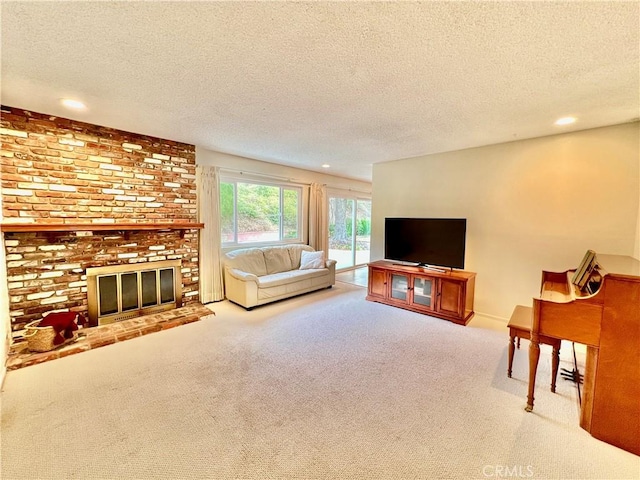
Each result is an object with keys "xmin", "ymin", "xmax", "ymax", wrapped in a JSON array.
[{"xmin": 1, "ymin": 222, "xmax": 204, "ymax": 241}]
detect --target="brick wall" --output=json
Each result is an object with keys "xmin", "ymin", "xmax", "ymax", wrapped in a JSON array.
[
  {"xmin": 0, "ymin": 106, "xmax": 196, "ymax": 223},
  {"xmin": 0, "ymin": 106, "xmax": 200, "ymax": 332}
]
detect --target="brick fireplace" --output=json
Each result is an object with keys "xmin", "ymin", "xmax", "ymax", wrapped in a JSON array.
[{"xmin": 1, "ymin": 106, "xmax": 202, "ymax": 335}]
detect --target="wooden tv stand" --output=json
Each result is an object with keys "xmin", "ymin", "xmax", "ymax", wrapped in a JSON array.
[{"xmin": 366, "ymin": 261, "xmax": 476, "ymax": 325}]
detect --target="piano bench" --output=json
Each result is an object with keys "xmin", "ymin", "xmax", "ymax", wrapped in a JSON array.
[{"xmin": 508, "ymin": 305, "xmax": 561, "ymax": 393}]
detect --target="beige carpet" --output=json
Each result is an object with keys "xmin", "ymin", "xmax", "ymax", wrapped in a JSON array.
[{"xmin": 1, "ymin": 282, "xmax": 638, "ymax": 479}]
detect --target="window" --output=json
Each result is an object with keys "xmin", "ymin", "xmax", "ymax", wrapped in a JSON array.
[
  {"xmin": 328, "ymin": 194, "xmax": 371, "ymax": 270},
  {"xmin": 220, "ymin": 179, "xmax": 302, "ymax": 246}
]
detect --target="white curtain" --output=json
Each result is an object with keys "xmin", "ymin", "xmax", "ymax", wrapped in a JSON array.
[
  {"xmin": 309, "ymin": 182, "xmax": 328, "ymax": 254},
  {"xmin": 196, "ymin": 165, "xmax": 224, "ymax": 303}
]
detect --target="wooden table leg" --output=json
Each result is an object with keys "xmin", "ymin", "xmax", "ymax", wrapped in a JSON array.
[
  {"xmin": 550, "ymin": 343, "xmax": 560, "ymax": 393},
  {"xmin": 508, "ymin": 331, "xmax": 516, "ymax": 378},
  {"xmin": 526, "ymin": 334, "xmax": 540, "ymax": 412}
]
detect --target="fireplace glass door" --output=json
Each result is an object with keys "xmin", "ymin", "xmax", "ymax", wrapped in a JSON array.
[
  {"xmin": 160, "ymin": 268, "xmax": 175, "ymax": 304},
  {"xmin": 98, "ymin": 275, "xmax": 119, "ymax": 316},
  {"xmin": 121, "ymin": 273, "xmax": 139, "ymax": 311},
  {"xmin": 141, "ymin": 270, "xmax": 158, "ymax": 307},
  {"xmin": 96, "ymin": 267, "xmax": 177, "ymax": 320},
  {"xmin": 88, "ymin": 260, "xmax": 182, "ymax": 326}
]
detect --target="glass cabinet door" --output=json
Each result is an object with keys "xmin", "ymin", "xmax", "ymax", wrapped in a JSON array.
[
  {"xmin": 390, "ymin": 273, "xmax": 409, "ymax": 302},
  {"xmin": 412, "ymin": 276, "xmax": 434, "ymax": 309}
]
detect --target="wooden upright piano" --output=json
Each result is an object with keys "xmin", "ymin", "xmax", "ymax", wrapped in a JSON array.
[{"xmin": 527, "ymin": 252, "xmax": 640, "ymax": 456}]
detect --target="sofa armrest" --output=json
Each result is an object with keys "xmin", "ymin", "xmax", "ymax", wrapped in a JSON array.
[
  {"xmin": 325, "ymin": 258, "xmax": 336, "ymax": 286},
  {"xmin": 226, "ymin": 268, "xmax": 259, "ymax": 284}
]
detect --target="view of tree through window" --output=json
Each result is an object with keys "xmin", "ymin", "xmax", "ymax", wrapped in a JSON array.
[
  {"xmin": 220, "ymin": 180, "xmax": 300, "ymax": 245},
  {"xmin": 329, "ymin": 196, "xmax": 371, "ymax": 269}
]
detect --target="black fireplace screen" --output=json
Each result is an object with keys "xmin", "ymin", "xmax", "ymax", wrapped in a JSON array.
[
  {"xmin": 122, "ymin": 273, "xmax": 138, "ymax": 311},
  {"xmin": 141, "ymin": 270, "xmax": 157, "ymax": 308},
  {"xmin": 98, "ymin": 275, "xmax": 118, "ymax": 316}
]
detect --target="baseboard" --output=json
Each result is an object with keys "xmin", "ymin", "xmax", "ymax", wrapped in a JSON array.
[{"xmin": 474, "ymin": 311, "xmax": 508, "ymax": 323}]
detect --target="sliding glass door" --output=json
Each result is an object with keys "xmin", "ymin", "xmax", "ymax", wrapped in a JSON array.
[{"xmin": 328, "ymin": 194, "xmax": 371, "ymax": 270}]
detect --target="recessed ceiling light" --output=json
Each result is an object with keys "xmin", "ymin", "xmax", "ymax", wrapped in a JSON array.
[
  {"xmin": 321, "ymin": 164, "xmax": 330, "ymax": 168},
  {"xmin": 61, "ymin": 98, "xmax": 86, "ymax": 110},
  {"xmin": 555, "ymin": 116, "xmax": 576, "ymax": 126}
]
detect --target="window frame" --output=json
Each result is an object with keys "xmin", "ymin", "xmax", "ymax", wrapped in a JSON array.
[{"xmin": 220, "ymin": 176, "xmax": 305, "ymax": 248}]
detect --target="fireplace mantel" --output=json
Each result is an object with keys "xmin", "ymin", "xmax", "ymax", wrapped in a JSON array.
[{"xmin": 1, "ymin": 222, "xmax": 204, "ymax": 240}]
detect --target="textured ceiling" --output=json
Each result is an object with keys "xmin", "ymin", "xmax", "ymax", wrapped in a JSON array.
[{"xmin": 1, "ymin": 1, "xmax": 639, "ymax": 182}]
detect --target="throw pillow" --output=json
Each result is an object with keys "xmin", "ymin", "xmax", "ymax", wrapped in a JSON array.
[{"xmin": 299, "ymin": 250, "xmax": 325, "ymax": 270}]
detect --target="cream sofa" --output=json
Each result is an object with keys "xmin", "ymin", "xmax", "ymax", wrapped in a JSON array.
[{"xmin": 223, "ymin": 245, "xmax": 336, "ymax": 309}]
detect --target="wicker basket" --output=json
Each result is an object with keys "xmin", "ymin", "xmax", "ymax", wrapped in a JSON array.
[{"xmin": 23, "ymin": 320, "xmax": 78, "ymax": 353}]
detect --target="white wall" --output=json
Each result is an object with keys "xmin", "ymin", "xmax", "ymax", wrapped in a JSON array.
[
  {"xmin": 196, "ymin": 148, "xmax": 372, "ymax": 193},
  {"xmin": 636, "ymin": 151, "xmax": 640, "ymax": 260},
  {"xmin": 371, "ymin": 122, "xmax": 640, "ymax": 321}
]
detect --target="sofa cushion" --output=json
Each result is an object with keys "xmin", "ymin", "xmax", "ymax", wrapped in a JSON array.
[
  {"xmin": 287, "ymin": 244, "xmax": 314, "ymax": 268},
  {"xmin": 257, "ymin": 273, "xmax": 331, "ymax": 301},
  {"xmin": 224, "ymin": 248, "xmax": 268, "ymax": 277},
  {"xmin": 300, "ymin": 250, "xmax": 325, "ymax": 270},
  {"xmin": 263, "ymin": 246, "xmax": 294, "ymax": 274},
  {"xmin": 257, "ymin": 268, "xmax": 328, "ymax": 288}
]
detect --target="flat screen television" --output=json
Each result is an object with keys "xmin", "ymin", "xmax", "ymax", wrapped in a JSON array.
[{"xmin": 384, "ymin": 218, "xmax": 467, "ymax": 269}]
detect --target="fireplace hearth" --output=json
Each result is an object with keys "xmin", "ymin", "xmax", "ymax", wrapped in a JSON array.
[{"xmin": 7, "ymin": 303, "xmax": 214, "ymax": 370}]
